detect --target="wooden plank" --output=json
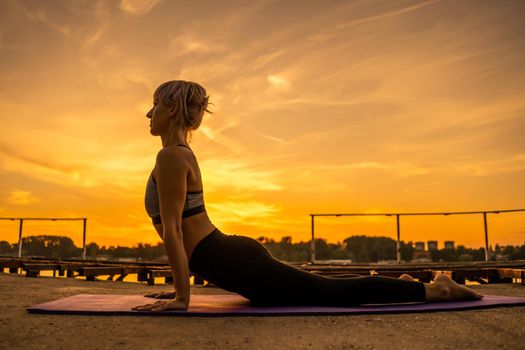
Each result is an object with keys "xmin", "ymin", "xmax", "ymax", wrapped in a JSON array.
[
  {"xmin": 147, "ymin": 269, "xmax": 173, "ymax": 286},
  {"xmin": 0, "ymin": 261, "xmax": 24, "ymax": 268},
  {"xmin": 23, "ymin": 263, "xmax": 60, "ymax": 270},
  {"xmin": 432, "ymin": 268, "xmax": 499, "ymax": 279},
  {"xmin": 115, "ymin": 273, "xmax": 128, "ymax": 281},
  {"xmin": 150, "ymin": 269, "xmax": 172, "ymax": 277},
  {"xmin": 81, "ymin": 267, "xmax": 125, "ymax": 276},
  {"xmin": 498, "ymin": 268, "xmax": 525, "ymax": 284},
  {"xmin": 122, "ymin": 267, "xmax": 143, "ymax": 274},
  {"xmin": 23, "ymin": 263, "xmax": 61, "ymax": 278}
]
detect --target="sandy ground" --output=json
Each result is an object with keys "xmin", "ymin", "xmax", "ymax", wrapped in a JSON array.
[{"xmin": 1, "ymin": 273, "xmax": 524, "ymax": 350}]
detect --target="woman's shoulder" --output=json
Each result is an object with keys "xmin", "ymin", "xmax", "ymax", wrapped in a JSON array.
[
  {"xmin": 157, "ymin": 145, "xmax": 191, "ymax": 157},
  {"xmin": 156, "ymin": 146, "xmax": 191, "ymax": 168}
]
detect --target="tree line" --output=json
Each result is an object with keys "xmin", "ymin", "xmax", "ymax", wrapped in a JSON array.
[{"xmin": 0, "ymin": 234, "xmax": 524, "ymax": 262}]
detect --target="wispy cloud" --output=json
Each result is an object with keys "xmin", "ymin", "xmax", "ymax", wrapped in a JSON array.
[
  {"xmin": 200, "ymin": 158, "xmax": 283, "ymax": 192},
  {"xmin": 119, "ymin": 0, "xmax": 161, "ymax": 16},
  {"xmin": 4, "ymin": 190, "xmax": 40, "ymax": 205},
  {"xmin": 21, "ymin": 7, "xmax": 71, "ymax": 36},
  {"xmin": 206, "ymin": 200, "xmax": 283, "ymax": 231}
]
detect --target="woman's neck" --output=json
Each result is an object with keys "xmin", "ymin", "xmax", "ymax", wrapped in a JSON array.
[{"xmin": 161, "ymin": 129, "xmax": 187, "ymax": 148}]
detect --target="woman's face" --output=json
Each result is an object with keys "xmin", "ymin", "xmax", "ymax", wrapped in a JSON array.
[{"xmin": 146, "ymin": 96, "xmax": 174, "ymax": 135}]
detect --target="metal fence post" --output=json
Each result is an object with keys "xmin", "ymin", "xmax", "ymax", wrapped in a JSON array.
[
  {"xmin": 310, "ymin": 214, "xmax": 315, "ymax": 264},
  {"xmin": 396, "ymin": 214, "xmax": 401, "ymax": 263},
  {"xmin": 82, "ymin": 218, "xmax": 87, "ymax": 260},
  {"xmin": 483, "ymin": 212, "xmax": 489, "ymax": 261},
  {"xmin": 17, "ymin": 219, "xmax": 24, "ymax": 258}
]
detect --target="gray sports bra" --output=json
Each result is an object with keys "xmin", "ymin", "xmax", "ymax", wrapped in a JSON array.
[{"xmin": 144, "ymin": 144, "xmax": 205, "ymax": 225}]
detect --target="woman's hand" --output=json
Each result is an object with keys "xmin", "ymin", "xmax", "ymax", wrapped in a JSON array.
[
  {"xmin": 143, "ymin": 291, "xmax": 177, "ymax": 299},
  {"xmin": 131, "ymin": 298, "xmax": 189, "ymax": 312}
]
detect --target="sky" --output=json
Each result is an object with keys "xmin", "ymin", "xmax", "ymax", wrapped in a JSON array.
[{"xmin": 0, "ymin": 0, "xmax": 524, "ymax": 251}]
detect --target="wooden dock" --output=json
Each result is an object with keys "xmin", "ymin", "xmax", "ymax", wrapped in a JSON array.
[
  {"xmin": 292, "ymin": 260, "xmax": 525, "ymax": 285},
  {"xmin": 1, "ymin": 256, "xmax": 524, "ymax": 286}
]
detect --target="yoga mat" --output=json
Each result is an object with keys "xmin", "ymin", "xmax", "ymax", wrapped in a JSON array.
[{"xmin": 27, "ymin": 293, "xmax": 525, "ymax": 316}]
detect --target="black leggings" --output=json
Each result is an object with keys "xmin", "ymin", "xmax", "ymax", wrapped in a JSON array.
[{"xmin": 189, "ymin": 228, "xmax": 427, "ymax": 306}]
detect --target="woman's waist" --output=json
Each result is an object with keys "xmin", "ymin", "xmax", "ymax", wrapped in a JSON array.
[
  {"xmin": 188, "ymin": 227, "xmax": 225, "ymax": 275},
  {"xmin": 182, "ymin": 212, "xmax": 215, "ymax": 251}
]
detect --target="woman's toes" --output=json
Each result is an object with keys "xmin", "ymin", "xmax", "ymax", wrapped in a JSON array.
[
  {"xmin": 399, "ymin": 274, "xmax": 415, "ymax": 282},
  {"xmin": 429, "ymin": 274, "xmax": 484, "ymax": 301}
]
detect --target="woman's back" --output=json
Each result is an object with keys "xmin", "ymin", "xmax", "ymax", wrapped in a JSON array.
[{"xmin": 148, "ymin": 144, "xmax": 217, "ymax": 261}]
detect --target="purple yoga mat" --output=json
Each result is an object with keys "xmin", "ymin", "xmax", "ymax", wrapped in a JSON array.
[{"xmin": 26, "ymin": 293, "xmax": 525, "ymax": 316}]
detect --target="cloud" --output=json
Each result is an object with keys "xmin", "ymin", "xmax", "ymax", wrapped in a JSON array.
[
  {"xmin": 21, "ymin": 7, "xmax": 72, "ymax": 36},
  {"xmin": 336, "ymin": 0, "xmax": 441, "ymax": 30},
  {"xmin": 315, "ymin": 161, "xmax": 430, "ymax": 178},
  {"xmin": 168, "ymin": 33, "xmax": 228, "ymax": 56},
  {"xmin": 308, "ymin": 0, "xmax": 442, "ymax": 43},
  {"xmin": 267, "ymin": 74, "xmax": 290, "ymax": 89},
  {"xmin": 119, "ymin": 0, "xmax": 161, "ymax": 16},
  {"xmin": 206, "ymin": 200, "xmax": 283, "ymax": 230},
  {"xmin": 453, "ymin": 154, "xmax": 525, "ymax": 177},
  {"xmin": 4, "ymin": 190, "xmax": 40, "ymax": 205},
  {"xmin": 200, "ymin": 158, "xmax": 283, "ymax": 192}
]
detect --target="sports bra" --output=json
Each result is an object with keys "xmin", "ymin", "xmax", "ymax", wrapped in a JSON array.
[{"xmin": 144, "ymin": 144, "xmax": 206, "ymax": 225}]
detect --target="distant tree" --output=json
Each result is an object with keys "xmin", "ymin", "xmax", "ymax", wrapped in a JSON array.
[
  {"xmin": 21, "ymin": 235, "xmax": 80, "ymax": 258},
  {"xmin": 257, "ymin": 236, "xmax": 267, "ymax": 243},
  {"xmin": 279, "ymin": 236, "xmax": 293, "ymax": 261},
  {"xmin": 400, "ymin": 241, "xmax": 415, "ymax": 262},
  {"xmin": 9, "ymin": 233, "xmax": 525, "ymax": 263},
  {"xmin": 343, "ymin": 235, "xmax": 397, "ymax": 263},
  {"xmin": 314, "ymin": 238, "xmax": 331, "ymax": 259},
  {"xmin": 86, "ymin": 242, "xmax": 99, "ymax": 257},
  {"xmin": 0, "ymin": 241, "xmax": 12, "ymax": 255},
  {"xmin": 458, "ymin": 253, "xmax": 473, "ymax": 262}
]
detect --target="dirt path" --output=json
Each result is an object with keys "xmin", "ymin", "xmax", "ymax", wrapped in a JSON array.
[{"xmin": 1, "ymin": 273, "xmax": 524, "ymax": 349}]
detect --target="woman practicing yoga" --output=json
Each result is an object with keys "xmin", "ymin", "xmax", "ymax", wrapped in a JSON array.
[{"xmin": 132, "ymin": 80, "xmax": 483, "ymax": 312}]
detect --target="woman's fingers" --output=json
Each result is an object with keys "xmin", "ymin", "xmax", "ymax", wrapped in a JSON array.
[
  {"xmin": 132, "ymin": 300, "xmax": 165, "ymax": 311},
  {"xmin": 151, "ymin": 303, "xmax": 169, "ymax": 312},
  {"xmin": 144, "ymin": 291, "xmax": 177, "ymax": 299},
  {"xmin": 155, "ymin": 291, "xmax": 177, "ymax": 299},
  {"xmin": 132, "ymin": 299, "xmax": 189, "ymax": 312}
]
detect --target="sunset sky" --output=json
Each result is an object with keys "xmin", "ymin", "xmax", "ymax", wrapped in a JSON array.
[{"xmin": 0, "ymin": 0, "xmax": 524, "ymax": 251}]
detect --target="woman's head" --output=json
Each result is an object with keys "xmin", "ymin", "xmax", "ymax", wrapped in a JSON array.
[{"xmin": 147, "ymin": 80, "xmax": 212, "ymax": 146}]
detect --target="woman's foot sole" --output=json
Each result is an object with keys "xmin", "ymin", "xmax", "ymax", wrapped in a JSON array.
[{"xmin": 425, "ymin": 274, "xmax": 484, "ymax": 302}]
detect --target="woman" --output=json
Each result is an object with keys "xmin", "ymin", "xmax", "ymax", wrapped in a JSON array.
[{"xmin": 132, "ymin": 80, "xmax": 483, "ymax": 312}]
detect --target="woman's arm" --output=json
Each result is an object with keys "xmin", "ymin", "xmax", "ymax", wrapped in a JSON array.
[{"xmin": 155, "ymin": 147, "xmax": 191, "ymax": 306}]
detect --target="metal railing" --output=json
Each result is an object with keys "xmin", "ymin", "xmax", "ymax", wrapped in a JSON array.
[
  {"xmin": 0, "ymin": 217, "xmax": 88, "ymax": 259},
  {"xmin": 309, "ymin": 209, "xmax": 525, "ymax": 263}
]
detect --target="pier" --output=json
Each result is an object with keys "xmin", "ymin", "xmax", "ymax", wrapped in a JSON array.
[{"xmin": 2, "ymin": 256, "xmax": 524, "ymax": 286}]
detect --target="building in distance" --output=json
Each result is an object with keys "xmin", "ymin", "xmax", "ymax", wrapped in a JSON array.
[
  {"xmin": 444, "ymin": 241, "xmax": 455, "ymax": 250},
  {"xmin": 415, "ymin": 242, "xmax": 425, "ymax": 251},
  {"xmin": 427, "ymin": 240, "xmax": 438, "ymax": 251}
]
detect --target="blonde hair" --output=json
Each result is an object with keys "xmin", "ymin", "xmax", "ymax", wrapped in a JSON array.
[{"xmin": 154, "ymin": 80, "xmax": 213, "ymax": 145}]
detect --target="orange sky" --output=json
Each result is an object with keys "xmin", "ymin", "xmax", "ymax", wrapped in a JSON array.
[{"xmin": 0, "ymin": 0, "xmax": 524, "ymax": 250}]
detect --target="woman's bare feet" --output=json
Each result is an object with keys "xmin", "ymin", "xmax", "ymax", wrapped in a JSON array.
[
  {"xmin": 424, "ymin": 274, "xmax": 483, "ymax": 302},
  {"xmin": 144, "ymin": 291, "xmax": 177, "ymax": 299},
  {"xmin": 399, "ymin": 274, "xmax": 416, "ymax": 282}
]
